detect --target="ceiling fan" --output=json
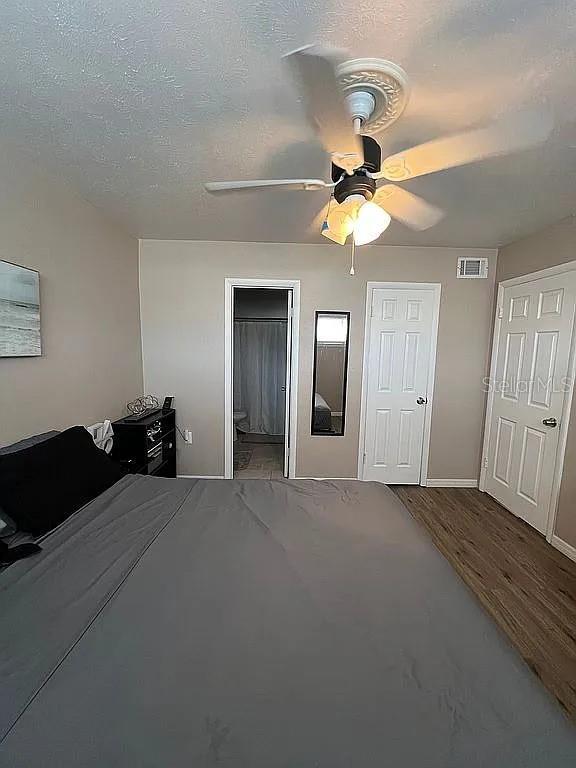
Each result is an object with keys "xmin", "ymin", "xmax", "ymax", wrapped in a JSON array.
[{"xmin": 205, "ymin": 46, "xmax": 552, "ymax": 247}]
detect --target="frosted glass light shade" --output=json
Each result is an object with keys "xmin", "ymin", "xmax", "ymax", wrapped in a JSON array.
[
  {"xmin": 353, "ymin": 202, "xmax": 391, "ymax": 245},
  {"xmin": 321, "ymin": 206, "xmax": 355, "ymax": 245}
]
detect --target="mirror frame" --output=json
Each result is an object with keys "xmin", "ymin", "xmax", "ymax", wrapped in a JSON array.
[{"xmin": 310, "ymin": 310, "xmax": 351, "ymax": 437}]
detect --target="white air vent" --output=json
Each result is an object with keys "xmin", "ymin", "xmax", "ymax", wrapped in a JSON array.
[{"xmin": 457, "ymin": 257, "xmax": 488, "ymax": 279}]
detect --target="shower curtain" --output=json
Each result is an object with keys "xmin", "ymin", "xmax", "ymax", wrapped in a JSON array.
[{"xmin": 234, "ymin": 320, "xmax": 287, "ymax": 435}]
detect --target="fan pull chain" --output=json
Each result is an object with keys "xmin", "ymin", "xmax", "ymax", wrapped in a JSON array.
[{"xmin": 350, "ymin": 239, "xmax": 356, "ymax": 276}]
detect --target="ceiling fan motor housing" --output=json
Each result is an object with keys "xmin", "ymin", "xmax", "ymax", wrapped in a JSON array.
[{"xmin": 334, "ymin": 171, "xmax": 377, "ymax": 204}]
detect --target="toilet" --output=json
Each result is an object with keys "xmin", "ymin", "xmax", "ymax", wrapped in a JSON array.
[{"xmin": 233, "ymin": 410, "xmax": 247, "ymax": 442}]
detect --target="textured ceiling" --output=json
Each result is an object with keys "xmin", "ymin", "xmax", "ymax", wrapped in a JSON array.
[{"xmin": 0, "ymin": 0, "xmax": 575, "ymax": 246}]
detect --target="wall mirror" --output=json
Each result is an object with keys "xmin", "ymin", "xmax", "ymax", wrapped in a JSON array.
[{"xmin": 311, "ymin": 311, "xmax": 350, "ymax": 436}]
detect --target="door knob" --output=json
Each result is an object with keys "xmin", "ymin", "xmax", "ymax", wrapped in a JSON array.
[
  {"xmin": 280, "ymin": 386, "xmax": 286, "ymax": 391},
  {"xmin": 416, "ymin": 397, "xmax": 427, "ymax": 405},
  {"xmin": 542, "ymin": 417, "xmax": 557, "ymax": 428}
]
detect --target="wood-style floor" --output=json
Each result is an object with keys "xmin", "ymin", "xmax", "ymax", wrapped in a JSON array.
[{"xmin": 393, "ymin": 485, "xmax": 576, "ymax": 722}]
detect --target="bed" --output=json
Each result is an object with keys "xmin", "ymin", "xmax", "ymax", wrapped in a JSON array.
[
  {"xmin": 1, "ymin": 460, "xmax": 575, "ymax": 764},
  {"xmin": 312, "ymin": 391, "xmax": 333, "ymax": 432}
]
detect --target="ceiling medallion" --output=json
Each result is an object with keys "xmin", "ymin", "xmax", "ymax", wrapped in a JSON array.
[{"xmin": 337, "ymin": 58, "xmax": 410, "ymax": 135}]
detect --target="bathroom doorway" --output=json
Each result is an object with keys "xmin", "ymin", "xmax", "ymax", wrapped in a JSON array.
[{"xmin": 224, "ymin": 279, "xmax": 299, "ymax": 480}]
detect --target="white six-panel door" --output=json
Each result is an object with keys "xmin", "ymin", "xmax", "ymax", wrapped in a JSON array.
[
  {"xmin": 361, "ymin": 286, "xmax": 438, "ymax": 484},
  {"xmin": 483, "ymin": 272, "xmax": 576, "ymax": 534}
]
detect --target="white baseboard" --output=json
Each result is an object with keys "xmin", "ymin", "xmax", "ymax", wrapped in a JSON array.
[
  {"xmin": 295, "ymin": 476, "xmax": 359, "ymax": 481},
  {"xmin": 179, "ymin": 475, "xmax": 480, "ymax": 488},
  {"xmin": 551, "ymin": 535, "xmax": 576, "ymax": 563},
  {"xmin": 425, "ymin": 478, "xmax": 478, "ymax": 488},
  {"xmin": 177, "ymin": 474, "xmax": 225, "ymax": 479}
]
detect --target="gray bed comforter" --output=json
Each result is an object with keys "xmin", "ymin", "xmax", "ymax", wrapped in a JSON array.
[{"xmin": 1, "ymin": 475, "xmax": 574, "ymax": 767}]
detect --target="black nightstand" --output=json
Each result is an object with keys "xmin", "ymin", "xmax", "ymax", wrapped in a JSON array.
[{"xmin": 111, "ymin": 409, "xmax": 177, "ymax": 478}]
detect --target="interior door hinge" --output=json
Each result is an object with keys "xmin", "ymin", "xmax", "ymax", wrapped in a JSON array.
[
  {"xmin": 498, "ymin": 305, "xmax": 504, "ymax": 319},
  {"xmin": 483, "ymin": 456, "xmax": 488, "ymax": 469},
  {"xmin": 363, "ymin": 452, "xmax": 367, "ymax": 464}
]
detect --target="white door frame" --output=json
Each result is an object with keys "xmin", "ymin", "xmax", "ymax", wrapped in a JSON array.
[
  {"xmin": 224, "ymin": 277, "xmax": 300, "ymax": 480},
  {"xmin": 358, "ymin": 281, "xmax": 441, "ymax": 484},
  {"xmin": 479, "ymin": 260, "xmax": 576, "ymax": 542}
]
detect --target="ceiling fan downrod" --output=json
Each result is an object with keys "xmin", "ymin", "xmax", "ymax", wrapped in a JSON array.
[{"xmin": 346, "ymin": 90, "xmax": 376, "ymax": 132}]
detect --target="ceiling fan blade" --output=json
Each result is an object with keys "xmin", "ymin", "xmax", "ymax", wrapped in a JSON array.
[
  {"xmin": 374, "ymin": 185, "xmax": 444, "ymax": 230},
  {"xmin": 205, "ymin": 179, "xmax": 331, "ymax": 193},
  {"xmin": 378, "ymin": 110, "xmax": 553, "ymax": 181},
  {"xmin": 284, "ymin": 46, "xmax": 363, "ymax": 174}
]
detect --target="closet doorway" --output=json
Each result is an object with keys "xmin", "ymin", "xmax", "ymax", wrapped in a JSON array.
[
  {"xmin": 358, "ymin": 282, "xmax": 440, "ymax": 484},
  {"xmin": 224, "ymin": 279, "xmax": 300, "ymax": 480}
]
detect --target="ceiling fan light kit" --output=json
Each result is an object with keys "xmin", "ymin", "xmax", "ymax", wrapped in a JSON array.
[
  {"xmin": 353, "ymin": 201, "xmax": 392, "ymax": 245},
  {"xmin": 204, "ymin": 46, "xmax": 553, "ymax": 258}
]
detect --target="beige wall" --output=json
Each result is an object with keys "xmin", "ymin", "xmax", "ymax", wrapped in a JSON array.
[
  {"xmin": 0, "ymin": 145, "xmax": 143, "ymax": 444},
  {"xmin": 497, "ymin": 216, "xmax": 576, "ymax": 547},
  {"xmin": 497, "ymin": 216, "xmax": 576, "ymax": 282},
  {"xmin": 140, "ymin": 240, "xmax": 497, "ymax": 479}
]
